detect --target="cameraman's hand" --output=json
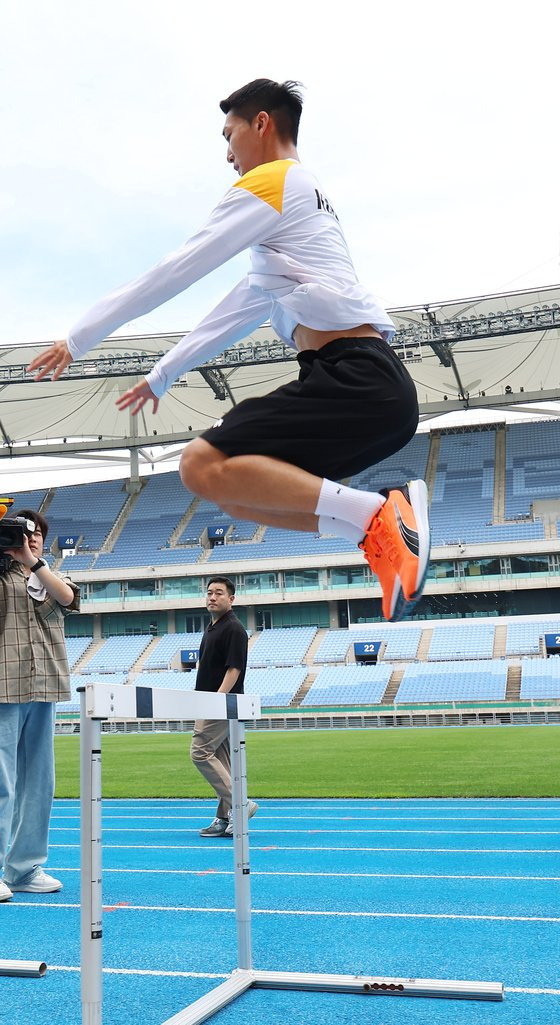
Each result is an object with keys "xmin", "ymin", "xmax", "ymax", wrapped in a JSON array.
[
  {"xmin": 27, "ymin": 340, "xmax": 74, "ymax": 382},
  {"xmin": 116, "ymin": 379, "xmax": 159, "ymax": 416},
  {"xmin": 4, "ymin": 535, "xmax": 36, "ymax": 568}
]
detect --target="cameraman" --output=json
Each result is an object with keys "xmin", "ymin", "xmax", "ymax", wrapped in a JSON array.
[{"xmin": 0, "ymin": 508, "xmax": 79, "ymax": 902}]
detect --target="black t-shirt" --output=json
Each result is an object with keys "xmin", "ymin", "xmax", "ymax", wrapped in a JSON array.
[{"xmin": 195, "ymin": 610, "xmax": 248, "ymax": 694}]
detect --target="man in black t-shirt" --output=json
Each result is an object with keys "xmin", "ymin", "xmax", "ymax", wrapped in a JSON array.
[{"xmin": 192, "ymin": 576, "xmax": 258, "ymax": 837}]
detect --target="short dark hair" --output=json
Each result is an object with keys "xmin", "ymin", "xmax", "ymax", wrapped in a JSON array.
[
  {"xmin": 220, "ymin": 79, "xmax": 303, "ymax": 144},
  {"xmin": 14, "ymin": 508, "xmax": 48, "ymax": 542},
  {"xmin": 207, "ymin": 576, "xmax": 236, "ymax": 597}
]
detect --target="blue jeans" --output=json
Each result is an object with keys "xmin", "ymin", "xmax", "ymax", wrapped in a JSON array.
[{"xmin": 0, "ymin": 702, "xmax": 56, "ymax": 886}]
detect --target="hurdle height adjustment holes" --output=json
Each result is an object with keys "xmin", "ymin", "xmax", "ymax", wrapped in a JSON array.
[{"xmin": 363, "ymin": 982, "xmax": 405, "ymax": 993}]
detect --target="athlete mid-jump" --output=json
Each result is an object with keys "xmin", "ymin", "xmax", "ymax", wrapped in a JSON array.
[{"xmin": 29, "ymin": 78, "xmax": 430, "ymax": 621}]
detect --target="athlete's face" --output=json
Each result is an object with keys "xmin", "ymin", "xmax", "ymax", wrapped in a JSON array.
[{"xmin": 223, "ymin": 111, "xmax": 265, "ymax": 177}]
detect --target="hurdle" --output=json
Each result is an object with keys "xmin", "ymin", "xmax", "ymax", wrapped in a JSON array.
[{"xmin": 79, "ymin": 682, "xmax": 503, "ymax": 1024}]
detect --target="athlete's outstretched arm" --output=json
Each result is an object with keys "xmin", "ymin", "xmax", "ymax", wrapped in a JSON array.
[
  {"xmin": 116, "ymin": 277, "xmax": 272, "ymax": 415},
  {"xmin": 27, "ymin": 183, "xmax": 279, "ymax": 382}
]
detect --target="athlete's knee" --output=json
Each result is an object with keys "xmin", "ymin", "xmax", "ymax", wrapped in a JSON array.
[{"xmin": 179, "ymin": 440, "xmax": 224, "ymax": 499}]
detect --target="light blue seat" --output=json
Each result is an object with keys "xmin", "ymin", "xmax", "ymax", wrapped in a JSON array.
[
  {"xmin": 395, "ymin": 660, "xmax": 508, "ymax": 703},
  {"xmin": 134, "ymin": 670, "xmax": 197, "ymax": 692},
  {"xmin": 144, "ymin": 633, "xmax": 204, "ymax": 670},
  {"xmin": 427, "ymin": 624, "xmax": 495, "ymax": 661},
  {"xmin": 520, "ymin": 656, "xmax": 560, "ymax": 698},
  {"xmin": 248, "ymin": 627, "xmax": 317, "ymax": 667},
  {"xmin": 84, "ymin": 634, "xmax": 153, "ymax": 673},
  {"xmin": 302, "ymin": 664, "xmax": 392, "ymax": 706}
]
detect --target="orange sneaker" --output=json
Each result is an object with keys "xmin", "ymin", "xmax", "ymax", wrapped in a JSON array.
[{"xmin": 360, "ymin": 480, "xmax": 430, "ymax": 622}]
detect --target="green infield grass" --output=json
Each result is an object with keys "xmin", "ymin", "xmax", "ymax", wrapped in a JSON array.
[{"xmin": 55, "ymin": 724, "xmax": 560, "ymax": 799}]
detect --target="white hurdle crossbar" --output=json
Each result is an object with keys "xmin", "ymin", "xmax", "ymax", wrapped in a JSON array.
[{"xmin": 79, "ymin": 682, "xmax": 503, "ymax": 1025}]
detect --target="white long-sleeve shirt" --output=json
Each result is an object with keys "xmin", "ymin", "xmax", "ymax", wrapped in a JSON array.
[{"xmin": 67, "ymin": 159, "xmax": 395, "ymax": 398}]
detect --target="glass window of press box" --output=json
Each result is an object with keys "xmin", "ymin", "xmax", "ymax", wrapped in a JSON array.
[{"xmin": 163, "ymin": 577, "xmax": 203, "ymax": 599}]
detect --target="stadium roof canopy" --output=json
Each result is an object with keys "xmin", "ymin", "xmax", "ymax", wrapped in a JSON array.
[{"xmin": 1, "ymin": 283, "xmax": 559, "ymax": 467}]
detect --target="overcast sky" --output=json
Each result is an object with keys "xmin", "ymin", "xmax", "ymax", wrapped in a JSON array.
[
  {"xmin": 2, "ymin": 0, "xmax": 559, "ymax": 488},
  {"xmin": 2, "ymin": 0, "xmax": 559, "ymax": 351}
]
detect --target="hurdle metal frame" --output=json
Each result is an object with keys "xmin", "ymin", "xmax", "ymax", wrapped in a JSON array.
[
  {"xmin": 79, "ymin": 682, "xmax": 503, "ymax": 1024},
  {"xmin": 0, "ymin": 960, "xmax": 46, "ymax": 978}
]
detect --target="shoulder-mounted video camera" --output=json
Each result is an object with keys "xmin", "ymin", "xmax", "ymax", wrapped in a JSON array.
[{"xmin": 0, "ymin": 498, "xmax": 36, "ymax": 574}]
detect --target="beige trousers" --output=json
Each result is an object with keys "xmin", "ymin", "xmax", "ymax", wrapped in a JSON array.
[{"xmin": 190, "ymin": 719, "xmax": 231, "ymax": 819}]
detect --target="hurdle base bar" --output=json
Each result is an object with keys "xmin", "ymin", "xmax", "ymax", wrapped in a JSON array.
[
  {"xmin": 251, "ymin": 969, "xmax": 504, "ymax": 1001},
  {"xmin": 0, "ymin": 960, "xmax": 47, "ymax": 978},
  {"xmin": 161, "ymin": 969, "xmax": 504, "ymax": 1023}
]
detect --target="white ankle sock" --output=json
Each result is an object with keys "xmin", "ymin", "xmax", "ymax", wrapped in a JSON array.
[
  {"xmin": 315, "ymin": 479, "xmax": 386, "ymax": 533},
  {"xmin": 317, "ymin": 515, "xmax": 365, "ymax": 543}
]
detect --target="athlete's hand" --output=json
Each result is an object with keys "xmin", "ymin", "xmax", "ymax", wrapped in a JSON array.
[
  {"xmin": 27, "ymin": 340, "xmax": 74, "ymax": 381},
  {"xmin": 116, "ymin": 379, "xmax": 159, "ymax": 416}
]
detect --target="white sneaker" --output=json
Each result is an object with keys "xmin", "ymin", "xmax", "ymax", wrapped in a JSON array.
[
  {"xmin": 199, "ymin": 816, "xmax": 228, "ymax": 838},
  {"xmin": 224, "ymin": 800, "xmax": 259, "ymax": 837},
  {"xmin": 7, "ymin": 870, "xmax": 62, "ymax": 893},
  {"xmin": 0, "ymin": 880, "xmax": 13, "ymax": 902}
]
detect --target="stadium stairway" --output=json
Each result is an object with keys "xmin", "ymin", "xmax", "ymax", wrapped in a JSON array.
[
  {"xmin": 40, "ymin": 488, "xmax": 55, "ymax": 516},
  {"xmin": 493, "ymin": 624, "xmax": 507, "ymax": 658},
  {"xmin": 74, "ymin": 638, "xmax": 106, "ymax": 671},
  {"xmin": 415, "ymin": 628, "xmax": 433, "ymax": 661},
  {"xmin": 132, "ymin": 637, "xmax": 161, "ymax": 674},
  {"xmin": 303, "ymin": 628, "xmax": 328, "ymax": 664},
  {"xmin": 167, "ymin": 496, "xmax": 201, "ymax": 546},
  {"xmin": 506, "ymin": 663, "xmax": 522, "ymax": 700},
  {"xmin": 493, "ymin": 426, "xmax": 506, "ymax": 522},
  {"xmin": 103, "ymin": 485, "xmax": 142, "ymax": 553},
  {"xmin": 247, "ymin": 633, "xmax": 260, "ymax": 656},
  {"xmin": 382, "ymin": 666, "xmax": 405, "ymax": 704},
  {"xmin": 291, "ymin": 671, "xmax": 317, "ymax": 706},
  {"xmin": 70, "ymin": 639, "xmax": 97, "ymax": 673},
  {"xmin": 424, "ymin": 432, "xmax": 440, "ymax": 501}
]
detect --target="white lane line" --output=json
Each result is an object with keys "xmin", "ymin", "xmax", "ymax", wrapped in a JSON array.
[
  {"xmin": 48, "ymin": 827, "xmax": 560, "ymax": 835},
  {"xmin": 507, "ymin": 987, "xmax": 560, "ymax": 995},
  {"xmin": 40, "ymin": 968, "xmax": 560, "ymax": 994},
  {"xmin": 49, "ymin": 965, "xmax": 228, "ymax": 979},
  {"xmin": 48, "ymin": 867, "xmax": 560, "ymax": 882},
  {"xmin": 49, "ymin": 815, "xmax": 560, "ymax": 822},
  {"xmin": 48, "ymin": 843, "xmax": 560, "ymax": 853},
  {"xmin": 51, "ymin": 800, "xmax": 560, "ymax": 806},
  {"xmin": 8, "ymin": 902, "xmax": 560, "ymax": 923}
]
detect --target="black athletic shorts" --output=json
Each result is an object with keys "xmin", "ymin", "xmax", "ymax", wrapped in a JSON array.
[{"xmin": 200, "ymin": 337, "xmax": 419, "ymax": 481}]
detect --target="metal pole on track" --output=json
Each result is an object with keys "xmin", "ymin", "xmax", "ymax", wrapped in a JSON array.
[
  {"xmin": 79, "ymin": 689, "xmax": 103, "ymax": 1025},
  {"xmin": 0, "ymin": 961, "xmax": 47, "ymax": 978},
  {"xmin": 229, "ymin": 718, "xmax": 252, "ymax": 971}
]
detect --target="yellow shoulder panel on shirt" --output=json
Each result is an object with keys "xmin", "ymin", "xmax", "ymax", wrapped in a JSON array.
[{"xmin": 233, "ymin": 160, "xmax": 296, "ymax": 214}]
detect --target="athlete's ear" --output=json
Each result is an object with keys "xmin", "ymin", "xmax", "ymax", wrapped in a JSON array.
[{"xmin": 255, "ymin": 111, "xmax": 270, "ymax": 134}]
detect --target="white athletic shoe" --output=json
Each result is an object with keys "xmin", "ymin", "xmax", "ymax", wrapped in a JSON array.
[
  {"xmin": 224, "ymin": 800, "xmax": 259, "ymax": 837},
  {"xmin": 199, "ymin": 816, "xmax": 228, "ymax": 838},
  {"xmin": 7, "ymin": 870, "xmax": 62, "ymax": 893},
  {"xmin": 0, "ymin": 880, "xmax": 13, "ymax": 901}
]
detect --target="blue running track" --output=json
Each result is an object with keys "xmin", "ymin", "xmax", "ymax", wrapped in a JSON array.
[{"xmin": 2, "ymin": 798, "xmax": 560, "ymax": 1024}]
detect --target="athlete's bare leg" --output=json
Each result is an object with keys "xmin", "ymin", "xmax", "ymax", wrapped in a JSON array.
[
  {"xmin": 217, "ymin": 504, "xmax": 318, "ymax": 532},
  {"xmin": 180, "ymin": 437, "xmax": 321, "ymax": 531}
]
